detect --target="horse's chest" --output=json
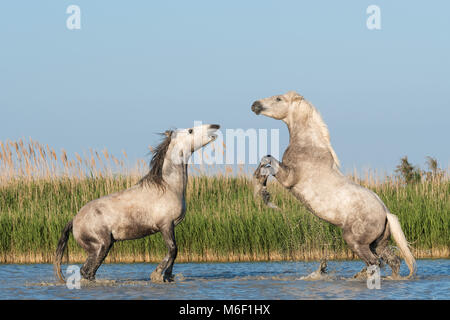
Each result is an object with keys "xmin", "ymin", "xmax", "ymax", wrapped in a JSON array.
[{"xmin": 174, "ymin": 198, "xmax": 187, "ymax": 225}]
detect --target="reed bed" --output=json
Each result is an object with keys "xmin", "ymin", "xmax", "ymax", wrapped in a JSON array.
[{"xmin": 0, "ymin": 139, "xmax": 448, "ymax": 263}]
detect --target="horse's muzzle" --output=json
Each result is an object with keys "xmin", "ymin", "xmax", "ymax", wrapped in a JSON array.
[{"xmin": 251, "ymin": 101, "xmax": 264, "ymax": 115}]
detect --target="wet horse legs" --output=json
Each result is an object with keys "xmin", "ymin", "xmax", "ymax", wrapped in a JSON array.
[
  {"xmin": 343, "ymin": 231, "xmax": 381, "ymax": 279},
  {"xmin": 151, "ymin": 223, "xmax": 177, "ymax": 282},
  {"xmin": 80, "ymin": 238, "xmax": 114, "ymax": 281}
]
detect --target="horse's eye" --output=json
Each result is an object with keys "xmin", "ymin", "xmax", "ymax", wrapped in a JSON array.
[
  {"xmin": 276, "ymin": 97, "xmax": 282, "ymax": 102},
  {"xmin": 188, "ymin": 129, "xmax": 193, "ymax": 134}
]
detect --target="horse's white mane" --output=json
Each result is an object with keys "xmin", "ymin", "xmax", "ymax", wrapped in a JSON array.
[{"xmin": 303, "ymin": 99, "xmax": 341, "ymax": 170}]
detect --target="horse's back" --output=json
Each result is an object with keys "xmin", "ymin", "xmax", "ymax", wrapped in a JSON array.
[{"xmin": 72, "ymin": 185, "xmax": 184, "ymax": 242}]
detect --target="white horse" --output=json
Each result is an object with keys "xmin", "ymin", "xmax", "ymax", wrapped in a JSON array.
[
  {"xmin": 55, "ymin": 124, "xmax": 220, "ymax": 283},
  {"xmin": 252, "ymin": 91, "xmax": 416, "ymax": 279}
]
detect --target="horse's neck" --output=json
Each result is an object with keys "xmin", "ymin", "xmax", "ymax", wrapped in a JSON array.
[
  {"xmin": 162, "ymin": 159, "xmax": 188, "ymax": 197},
  {"xmin": 287, "ymin": 121, "xmax": 328, "ymax": 153},
  {"xmin": 284, "ymin": 120, "xmax": 335, "ymax": 169}
]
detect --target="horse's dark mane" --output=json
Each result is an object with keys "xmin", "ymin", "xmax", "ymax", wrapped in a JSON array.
[{"xmin": 138, "ymin": 131, "xmax": 173, "ymax": 190}]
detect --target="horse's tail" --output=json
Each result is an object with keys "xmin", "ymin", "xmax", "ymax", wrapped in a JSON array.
[
  {"xmin": 54, "ymin": 219, "xmax": 73, "ymax": 283},
  {"xmin": 386, "ymin": 213, "xmax": 416, "ymax": 278}
]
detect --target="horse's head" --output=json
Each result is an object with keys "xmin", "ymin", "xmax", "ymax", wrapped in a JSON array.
[
  {"xmin": 252, "ymin": 91, "xmax": 341, "ymax": 169},
  {"xmin": 251, "ymin": 91, "xmax": 304, "ymax": 120},
  {"xmin": 169, "ymin": 124, "xmax": 220, "ymax": 163}
]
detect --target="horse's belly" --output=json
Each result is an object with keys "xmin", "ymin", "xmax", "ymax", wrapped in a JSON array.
[{"xmin": 112, "ymin": 222, "xmax": 158, "ymax": 241}]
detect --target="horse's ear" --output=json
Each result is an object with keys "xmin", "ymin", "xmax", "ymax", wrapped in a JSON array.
[{"xmin": 286, "ymin": 91, "xmax": 303, "ymax": 103}]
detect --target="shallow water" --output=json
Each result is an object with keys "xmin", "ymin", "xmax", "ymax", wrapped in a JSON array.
[{"xmin": 0, "ymin": 259, "xmax": 448, "ymax": 299}]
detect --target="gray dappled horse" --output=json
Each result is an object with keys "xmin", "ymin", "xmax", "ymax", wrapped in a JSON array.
[
  {"xmin": 54, "ymin": 124, "xmax": 220, "ymax": 283},
  {"xmin": 252, "ymin": 91, "xmax": 416, "ymax": 279}
]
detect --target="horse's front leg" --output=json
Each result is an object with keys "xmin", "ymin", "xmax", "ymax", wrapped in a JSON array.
[
  {"xmin": 254, "ymin": 155, "xmax": 291, "ymax": 209},
  {"xmin": 259, "ymin": 155, "xmax": 293, "ymax": 188},
  {"xmin": 253, "ymin": 158, "xmax": 270, "ymax": 196},
  {"xmin": 150, "ymin": 222, "xmax": 177, "ymax": 283},
  {"xmin": 254, "ymin": 155, "xmax": 281, "ymax": 184}
]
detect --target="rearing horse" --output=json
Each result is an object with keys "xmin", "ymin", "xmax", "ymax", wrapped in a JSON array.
[
  {"xmin": 54, "ymin": 123, "xmax": 220, "ymax": 283},
  {"xmin": 251, "ymin": 91, "xmax": 416, "ymax": 279}
]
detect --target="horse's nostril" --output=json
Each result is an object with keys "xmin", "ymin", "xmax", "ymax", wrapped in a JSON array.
[
  {"xmin": 251, "ymin": 101, "xmax": 263, "ymax": 114},
  {"xmin": 209, "ymin": 124, "xmax": 220, "ymax": 130}
]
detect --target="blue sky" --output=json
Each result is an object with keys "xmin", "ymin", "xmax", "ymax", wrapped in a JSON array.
[{"xmin": 1, "ymin": 1, "xmax": 449, "ymax": 174}]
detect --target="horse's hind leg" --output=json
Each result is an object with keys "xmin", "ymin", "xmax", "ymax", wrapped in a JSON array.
[
  {"xmin": 350, "ymin": 245, "xmax": 380, "ymax": 279},
  {"xmin": 343, "ymin": 232, "xmax": 380, "ymax": 279},
  {"xmin": 86, "ymin": 242, "xmax": 114, "ymax": 281},
  {"xmin": 376, "ymin": 244, "xmax": 400, "ymax": 279},
  {"xmin": 372, "ymin": 224, "xmax": 401, "ymax": 278},
  {"xmin": 79, "ymin": 235, "xmax": 114, "ymax": 281},
  {"xmin": 80, "ymin": 252, "xmax": 97, "ymax": 281},
  {"xmin": 151, "ymin": 222, "xmax": 177, "ymax": 283}
]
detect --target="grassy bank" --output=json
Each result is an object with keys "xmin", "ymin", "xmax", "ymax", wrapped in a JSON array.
[
  {"xmin": 0, "ymin": 139, "xmax": 449, "ymax": 263},
  {"xmin": 0, "ymin": 175, "xmax": 448, "ymax": 263}
]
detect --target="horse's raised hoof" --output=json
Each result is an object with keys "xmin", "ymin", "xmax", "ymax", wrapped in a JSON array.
[{"xmin": 150, "ymin": 271, "xmax": 164, "ymax": 283}]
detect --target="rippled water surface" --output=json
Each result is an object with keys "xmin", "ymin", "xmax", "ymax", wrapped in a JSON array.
[{"xmin": 0, "ymin": 259, "xmax": 448, "ymax": 299}]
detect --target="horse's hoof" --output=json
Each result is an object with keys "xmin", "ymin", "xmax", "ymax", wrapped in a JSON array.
[
  {"xmin": 299, "ymin": 261, "xmax": 328, "ymax": 280},
  {"xmin": 80, "ymin": 278, "xmax": 94, "ymax": 286},
  {"xmin": 163, "ymin": 274, "xmax": 175, "ymax": 282},
  {"xmin": 80, "ymin": 270, "xmax": 95, "ymax": 281},
  {"xmin": 81, "ymin": 276, "xmax": 96, "ymax": 282},
  {"xmin": 352, "ymin": 268, "xmax": 368, "ymax": 280},
  {"xmin": 150, "ymin": 271, "xmax": 164, "ymax": 283},
  {"xmin": 319, "ymin": 260, "xmax": 328, "ymax": 273},
  {"xmin": 260, "ymin": 156, "xmax": 271, "ymax": 166}
]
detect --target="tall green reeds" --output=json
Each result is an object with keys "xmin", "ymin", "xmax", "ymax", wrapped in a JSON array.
[{"xmin": 0, "ymin": 139, "xmax": 448, "ymax": 263}]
